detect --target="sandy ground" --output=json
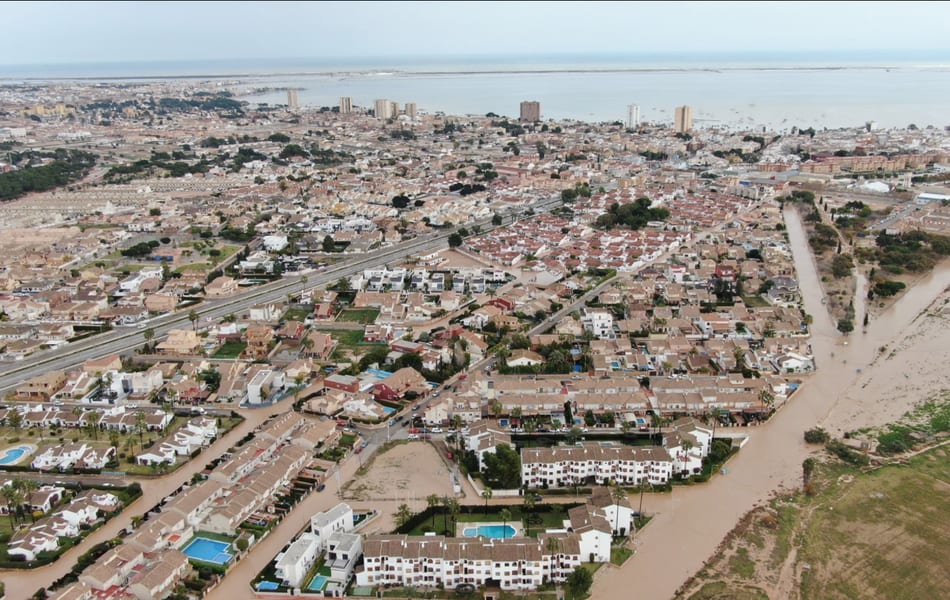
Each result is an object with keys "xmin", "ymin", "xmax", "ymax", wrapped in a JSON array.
[{"xmin": 343, "ymin": 441, "xmax": 458, "ymax": 509}]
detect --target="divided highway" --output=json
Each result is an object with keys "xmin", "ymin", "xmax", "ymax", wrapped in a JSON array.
[{"xmin": 0, "ymin": 198, "xmax": 560, "ymax": 395}]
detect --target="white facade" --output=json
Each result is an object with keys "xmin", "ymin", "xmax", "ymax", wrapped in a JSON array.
[
  {"xmin": 275, "ymin": 532, "xmax": 320, "ymax": 588},
  {"xmin": 521, "ymin": 443, "xmax": 673, "ymax": 488},
  {"xmin": 581, "ymin": 308, "xmax": 615, "ymax": 339},
  {"xmin": 356, "ymin": 534, "xmax": 583, "ymax": 592}
]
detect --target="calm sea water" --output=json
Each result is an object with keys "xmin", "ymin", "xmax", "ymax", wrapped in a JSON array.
[{"xmin": 3, "ymin": 52, "xmax": 950, "ymax": 130}]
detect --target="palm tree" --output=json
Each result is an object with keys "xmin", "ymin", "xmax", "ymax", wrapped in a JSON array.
[
  {"xmin": 135, "ymin": 411, "xmax": 148, "ymax": 449},
  {"xmin": 1, "ymin": 486, "xmax": 23, "ymax": 528},
  {"xmin": 426, "ymin": 494, "xmax": 440, "ymax": 529},
  {"xmin": 109, "ymin": 429, "xmax": 120, "ymax": 449},
  {"xmin": 143, "ymin": 327, "xmax": 155, "ymax": 351},
  {"xmin": 499, "ymin": 508, "xmax": 512, "ymax": 539},
  {"xmin": 441, "ymin": 495, "xmax": 451, "ymax": 534},
  {"xmin": 522, "ymin": 494, "xmax": 536, "ymax": 537},
  {"xmin": 188, "ymin": 309, "xmax": 199, "ymax": 332},
  {"xmin": 16, "ymin": 479, "xmax": 38, "ymax": 522},
  {"xmin": 611, "ymin": 482, "xmax": 627, "ymax": 537},
  {"xmin": 447, "ymin": 498, "xmax": 460, "ymax": 534},
  {"xmin": 481, "ymin": 487, "xmax": 493, "ymax": 514},
  {"xmin": 546, "ymin": 536, "xmax": 562, "ymax": 580}
]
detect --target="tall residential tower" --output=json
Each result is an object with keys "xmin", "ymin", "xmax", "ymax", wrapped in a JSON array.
[
  {"xmin": 674, "ymin": 105, "xmax": 693, "ymax": 133},
  {"xmin": 627, "ymin": 104, "xmax": 640, "ymax": 128},
  {"xmin": 520, "ymin": 101, "xmax": 541, "ymax": 122}
]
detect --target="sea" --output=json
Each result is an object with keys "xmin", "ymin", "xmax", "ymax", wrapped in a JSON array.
[{"xmin": 2, "ymin": 51, "xmax": 950, "ymax": 131}]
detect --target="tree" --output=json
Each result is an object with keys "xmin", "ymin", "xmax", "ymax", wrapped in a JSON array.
[
  {"xmin": 7, "ymin": 409, "xmax": 22, "ymax": 432},
  {"xmin": 611, "ymin": 483, "xmax": 627, "ymax": 536},
  {"xmin": 482, "ymin": 444, "xmax": 521, "ymax": 489},
  {"xmin": 135, "ymin": 411, "xmax": 148, "ymax": 449},
  {"xmin": 563, "ymin": 401, "xmax": 573, "ymax": 427},
  {"xmin": 394, "ymin": 503, "xmax": 413, "ymax": 529},
  {"xmin": 426, "ymin": 494, "xmax": 441, "ymax": 529},
  {"xmin": 499, "ymin": 508, "xmax": 512, "ymax": 539},
  {"xmin": 837, "ymin": 318, "xmax": 854, "ymax": 334},
  {"xmin": 322, "ymin": 235, "xmax": 336, "ymax": 253},
  {"xmin": 1, "ymin": 486, "xmax": 23, "ymax": 528},
  {"xmin": 188, "ymin": 309, "xmax": 199, "ymax": 332},
  {"xmin": 492, "ymin": 214, "xmax": 503, "ymax": 226},
  {"xmin": 448, "ymin": 233, "xmax": 463, "ymax": 247},
  {"xmin": 481, "ymin": 486, "xmax": 493, "ymax": 514},
  {"xmin": 566, "ymin": 566, "xmax": 593, "ymax": 597},
  {"xmin": 447, "ymin": 497, "xmax": 461, "ymax": 533},
  {"xmin": 566, "ymin": 427, "xmax": 582, "ymax": 445},
  {"xmin": 522, "ymin": 494, "xmax": 536, "ymax": 537},
  {"xmin": 143, "ymin": 327, "xmax": 155, "ymax": 351}
]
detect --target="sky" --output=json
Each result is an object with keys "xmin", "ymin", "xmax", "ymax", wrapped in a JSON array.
[{"xmin": 2, "ymin": 1, "xmax": 949, "ymax": 65}]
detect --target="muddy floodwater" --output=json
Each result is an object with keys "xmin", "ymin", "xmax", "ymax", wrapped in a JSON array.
[{"xmin": 593, "ymin": 207, "xmax": 950, "ymax": 600}]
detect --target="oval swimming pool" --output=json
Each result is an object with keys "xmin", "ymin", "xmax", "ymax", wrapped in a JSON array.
[{"xmin": 0, "ymin": 446, "xmax": 29, "ymax": 465}]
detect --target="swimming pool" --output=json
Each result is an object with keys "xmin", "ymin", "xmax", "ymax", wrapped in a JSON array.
[
  {"xmin": 256, "ymin": 581, "xmax": 280, "ymax": 591},
  {"xmin": 0, "ymin": 446, "xmax": 29, "ymax": 466},
  {"xmin": 182, "ymin": 537, "xmax": 233, "ymax": 564},
  {"xmin": 307, "ymin": 575, "xmax": 328, "ymax": 591},
  {"xmin": 382, "ymin": 406, "xmax": 395, "ymax": 415},
  {"xmin": 462, "ymin": 524, "xmax": 516, "ymax": 539}
]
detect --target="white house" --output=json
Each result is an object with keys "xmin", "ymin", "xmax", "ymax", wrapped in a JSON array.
[
  {"xmin": 263, "ymin": 235, "xmax": 290, "ymax": 252},
  {"xmin": 325, "ymin": 530, "xmax": 363, "ymax": 585},
  {"xmin": 568, "ymin": 504, "xmax": 612, "ymax": 563},
  {"xmin": 275, "ymin": 532, "xmax": 321, "ymax": 588},
  {"xmin": 581, "ymin": 308, "xmax": 615, "ymax": 339},
  {"xmin": 246, "ymin": 369, "xmax": 286, "ymax": 405},
  {"xmin": 311, "ymin": 503, "xmax": 354, "ymax": 545}
]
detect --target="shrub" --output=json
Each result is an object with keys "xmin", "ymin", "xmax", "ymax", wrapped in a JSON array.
[{"xmin": 803, "ymin": 427, "xmax": 829, "ymax": 444}]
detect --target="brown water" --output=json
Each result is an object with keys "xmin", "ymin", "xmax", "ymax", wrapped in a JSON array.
[{"xmin": 592, "ymin": 207, "xmax": 950, "ymax": 600}]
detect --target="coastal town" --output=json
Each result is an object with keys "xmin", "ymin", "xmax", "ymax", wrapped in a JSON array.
[{"xmin": 0, "ymin": 77, "xmax": 948, "ymax": 600}]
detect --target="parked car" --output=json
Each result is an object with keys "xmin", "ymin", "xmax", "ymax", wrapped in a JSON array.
[
  {"xmin": 317, "ymin": 483, "xmax": 326, "ymax": 492},
  {"xmin": 430, "ymin": 427, "xmax": 443, "ymax": 434}
]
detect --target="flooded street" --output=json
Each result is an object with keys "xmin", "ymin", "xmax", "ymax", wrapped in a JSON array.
[
  {"xmin": 0, "ymin": 404, "xmax": 285, "ymax": 600},
  {"xmin": 593, "ymin": 207, "xmax": 950, "ymax": 600}
]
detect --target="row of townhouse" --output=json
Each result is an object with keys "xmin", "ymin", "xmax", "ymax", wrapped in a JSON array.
[
  {"xmin": 1, "ymin": 404, "xmax": 172, "ymax": 433},
  {"xmin": 31, "ymin": 443, "xmax": 115, "ymax": 471},
  {"xmin": 135, "ymin": 416, "xmax": 218, "ymax": 466},
  {"xmin": 52, "ymin": 546, "xmax": 190, "ymax": 600},
  {"xmin": 356, "ymin": 533, "xmax": 583, "ymax": 591},
  {"xmin": 521, "ymin": 443, "xmax": 674, "ymax": 489},
  {"xmin": 7, "ymin": 490, "xmax": 119, "ymax": 561}
]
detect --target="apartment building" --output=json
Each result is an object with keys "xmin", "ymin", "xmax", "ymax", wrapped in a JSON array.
[
  {"xmin": 356, "ymin": 533, "xmax": 581, "ymax": 591},
  {"xmin": 521, "ymin": 443, "xmax": 673, "ymax": 489}
]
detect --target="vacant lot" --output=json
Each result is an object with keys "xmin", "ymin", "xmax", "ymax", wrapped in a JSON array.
[
  {"xmin": 676, "ymin": 444, "xmax": 950, "ymax": 600},
  {"xmin": 344, "ymin": 441, "xmax": 455, "ymax": 505}
]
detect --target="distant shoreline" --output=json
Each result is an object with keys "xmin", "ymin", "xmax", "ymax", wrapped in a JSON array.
[{"xmin": 0, "ymin": 64, "xmax": 933, "ymax": 83}]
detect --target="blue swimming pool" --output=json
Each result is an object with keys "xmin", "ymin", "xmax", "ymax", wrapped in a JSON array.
[
  {"xmin": 256, "ymin": 581, "xmax": 280, "ymax": 591},
  {"xmin": 182, "ymin": 537, "xmax": 233, "ymax": 564},
  {"xmin": 462, "ymin": 524, "xmax": 516, "ymax": 539},
  {"xmin": 0, "ymin": 446, "xmax": 28, "ymax": 465},
  {"xmin": 382, "ymin": 406, "xmax": 395, "ymax": 415},
  {"xmin": 308, "ymin": 575, "xmax": 328, "ymax": 591}
]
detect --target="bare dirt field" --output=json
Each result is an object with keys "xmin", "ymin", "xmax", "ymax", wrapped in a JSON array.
[
  {"xmin": 343, "ymin": 441, "xmax": 457, "ymax": 507},
  {"xmin": 675, "ymin": 442, "xmax": 950, "ymax": 600}
]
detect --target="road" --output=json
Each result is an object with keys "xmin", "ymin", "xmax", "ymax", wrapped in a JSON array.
[
  {"xmin": 0, "ymin": 403, "xmax": 287, "ymax": 600},
  {"xmin": 0, "ymin": 199, "xmax": 559, "ymax": 396}
]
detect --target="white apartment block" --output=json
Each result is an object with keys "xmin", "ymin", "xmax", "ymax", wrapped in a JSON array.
[
  {"xmin": 521, "ymin": 443, "xmax": 673, "ymax": 489},
  {"xmin": 356, "ymin": 534, "xmax": 582, "ymax": 591}
]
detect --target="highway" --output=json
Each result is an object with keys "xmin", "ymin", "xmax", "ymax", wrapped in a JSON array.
[{"xmin": 0, "ymin": 198, "xmax": 559, "ymax": 395}]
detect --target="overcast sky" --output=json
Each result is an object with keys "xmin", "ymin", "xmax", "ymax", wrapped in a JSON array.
[{"xmin": 2, "ymin": 1, "xmax": 949, "ymax": 65}]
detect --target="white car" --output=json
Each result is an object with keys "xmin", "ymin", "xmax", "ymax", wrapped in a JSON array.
[
  {"xmin": 430, "ymin": 427, "xmax": 443, "ymax": 434},
  {"xmin": 407, "ymin": 433, "xmax": 419, "ymax": 440}
]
